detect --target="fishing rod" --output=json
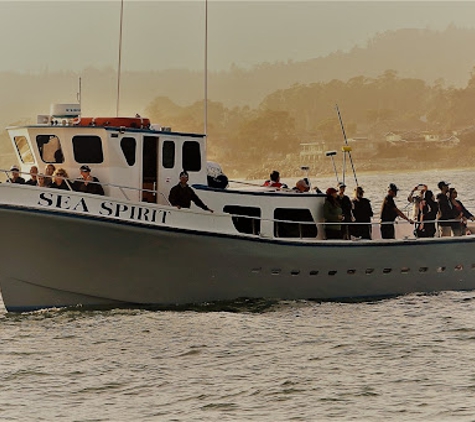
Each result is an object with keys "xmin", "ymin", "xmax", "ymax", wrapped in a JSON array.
[
  {"xmin": 325, "ymin": 150, "xmax": 340, "ymax": 184},
  {"xmin": 336, "ymin": 104, "xmax": 358, "ymax": 186}
]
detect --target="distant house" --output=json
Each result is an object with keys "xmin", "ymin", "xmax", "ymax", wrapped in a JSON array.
[
  {"xmin": 300, "ymin": 141, "xmax": 326, "ymax": 162},
  {"xmin": 438, "ymin": 135, "xmax": 460, "ymax": 148},
  {"xmin": 423, "ymin": 133, "xmax": 440, "ymax": 142},
  {"xmin": 384, "ymin": 131, "xmax": 406, "ymax": 144}
]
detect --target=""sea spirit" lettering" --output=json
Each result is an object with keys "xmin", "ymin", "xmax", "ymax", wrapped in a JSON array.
[{"xmin": 37, "ymin": 192, "xmax": 169, "ymax": 224}]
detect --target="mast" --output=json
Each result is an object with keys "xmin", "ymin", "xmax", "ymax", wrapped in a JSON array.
[
  {"xmin": 204, "ymin": 0, "xmax": 208, "ymax": 136},
  {"xmin": 116, "ymin": 0, "xmax": 124, "ymax": 117}
]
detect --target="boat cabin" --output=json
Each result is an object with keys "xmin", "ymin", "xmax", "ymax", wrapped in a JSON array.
[{"xmin": 8, "ymin": 103, "xmax": 208, "ymax": 204}]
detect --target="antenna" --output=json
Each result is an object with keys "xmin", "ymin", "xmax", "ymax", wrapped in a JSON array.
[
  {"xmin": 77, "ymin": 77, "xmax": 82, "ymax": 110},
  {"xmin": 116, "ymin": 0, "xmax": 124, "ymax": 117},
  {"xmin": 203, "ymin": 0, "xmax": 208, "ymax": 136}
]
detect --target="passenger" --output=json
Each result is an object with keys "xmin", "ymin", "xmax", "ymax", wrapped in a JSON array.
[
  {"xmin": 380, "ymin": 183, "xmax": 413, "ymax": 239},
  {"xmin": 448, "ymin": 187, "xmax": 474, "ymax": 236},
  {"xmin": 292, "ymin": 179, "xmax": 310, "ymax": 193},
  {"xmin": 6, "ymin": 165, "xmax": 25, "ymax": 184},
  {"xmin": 436, "ymin": 181, "xmax": 452, "ymax": 237},
  {"xmin": 415, "ymin": 190, "xmax": 438, "ymax": 238},
  {"xmin": 350, "ymin": 186, "xmax": 373, "ymax": 240},
  {"xmin": 44, "ymin": 164, "xmax": 56, "ymax": 186},
  {"xmin": 25, "ymin": 166, "xmax": 39, "ymax": 186},
  {"xmin": 37, "ymin": 174, "xmax": 48, "ymax": 188},
  {"xmin": 407, "ymin": 183, "xmax": 427, "ymax": 220},
  {"xmin": 324, "ymin": 187, "xmax": 343, "ymax": 240},
  {"xmin": 263, "ymin": 170, "xmax": 288, "ymax": 189},
  {"xmin": 72, "ymin": 165, "xmax": 105, "ymax": 195},
  {"xmin": 337, "ymin": 182, "xmax": 353, "ymax": 240},
  {"xmin": 168, "ymin": 171, "xmax": 213, "ymax": 212},
  {"xmin": 49, "ymin": 168, "xmax": 70, "ymax": 190}
]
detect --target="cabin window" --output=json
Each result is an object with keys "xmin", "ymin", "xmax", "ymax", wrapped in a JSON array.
[
  {"xmin": 13, "ymin": 136, "xmax": 34, "ymax": 164},
  {"xmin": 182, "ymin": 141, "xmax": 201, "ymax": 172},
  {"xmin": 72, "ymin": 135, "xmax": 104, "ymax": 163},
  {"xmin": 36, "ymin": 135, "xmax": 64, "ymax": 163},
  {"xmin": 223, "ymin": 205, "xmax": 261, "ymax": 235},
  {"xmin": 162, "ymin": 141, "xmax": 175, "ymax": 168},
  {"xmin": 274, "ymin": 208, "xmax": 317, "ymax": 238},
  {"xmin": 120, "ymin": 137, "xmax": 136, "ymax": 166}
]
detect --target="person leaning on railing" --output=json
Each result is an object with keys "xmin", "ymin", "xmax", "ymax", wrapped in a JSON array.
[{"xmin": 72, "ymin": 165, "xmax": 105, "ymax": 196}]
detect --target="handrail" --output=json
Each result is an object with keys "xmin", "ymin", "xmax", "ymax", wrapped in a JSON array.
[{"xmin": 1, "ymin": 168, "xmax": 171, "ymax": 205}]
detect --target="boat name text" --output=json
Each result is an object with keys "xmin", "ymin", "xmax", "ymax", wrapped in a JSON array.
[{"xmin": 37, "ymin": 192, "xmax": 169, "ymax": 224}]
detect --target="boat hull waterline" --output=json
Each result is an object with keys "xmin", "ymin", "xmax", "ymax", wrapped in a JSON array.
[{"xmin": 1, "ymin": 206, "xmax": 475, "ymax": 312}]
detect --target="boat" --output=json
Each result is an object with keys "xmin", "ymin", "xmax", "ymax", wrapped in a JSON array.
[{"xmin": 1, "ymin": 103, "xmax": 475, "ymax": 312}]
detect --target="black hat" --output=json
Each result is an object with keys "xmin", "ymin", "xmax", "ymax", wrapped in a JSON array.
[
  {"xmin": 338, "ymin": 182, "xmax": 346, "ymax": 188},
  {"xmin": 10, "ymin": 165, "xmax": 19, "ymax": 172},
  {"xmin": 179, "ymin": 170, "xmax": 189, "ymax": 178},
  {"xmin": 389, "ymin": 183, "xmax": 399, "ymax": 192},
  {"xmin": 437, "ymin": 181, "xmax": 450, "ymax": 189},
  {"xmin": 80, "ymin": 165, "xmax": 91, "ymax": 172}
]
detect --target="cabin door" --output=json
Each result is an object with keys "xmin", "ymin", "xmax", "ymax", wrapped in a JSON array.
[{"xmin": 142, "ymin": 136, "xmax": 158, "ymax": 203}]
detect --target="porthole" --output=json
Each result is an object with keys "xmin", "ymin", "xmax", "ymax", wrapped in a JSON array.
[
  {"xmin": 437, "ymin": 266, "xmax": 446, "ymax": 273},
  {"xmin": 383, "ymin": 268, "xmax": 392, "ymax": 274},
  {"xmin": 365, "ymin": 268, "xmax": 374, "ymax": 275},
  {"xmin": 419, "ymin": 267, "xmax": 428, "ymax": 273},
  {"xmin": 251, "ymin": 267, "xmax": 261, "ymax": 274},
  {"xmin": 290, "ymin": 270, "xmax": 300, "ymax": 276},
  {"xmin": 471, "ymin": 264, "xmax": 475, "ymax": 270},
  {"xmin": 347, "ymin": 269, "xmax": 356, "ymax": 275},
  {"xmin": 309, "ymin": 270, "xmax": 319, "ymax": 276},
  {"xmin": 271, "ymin": 268, "xmax": 281, "ymax": 275},
  {"xmin": 455, "ymin": 264, "xmax": 463, "ymax": 271},
  {"xmin": 328, "ymin": 270, "xmax": 337, "ymax": 276},
  {"xmin": 401, "ymin": 267, "xmax": 410, "ymax": 274}
]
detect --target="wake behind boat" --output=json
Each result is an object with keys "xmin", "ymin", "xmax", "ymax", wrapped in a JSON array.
[{"xmin": 0, "ymin": 104, "xmax": 475, "ymax": 312}]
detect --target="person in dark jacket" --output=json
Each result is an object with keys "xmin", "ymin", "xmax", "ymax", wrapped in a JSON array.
[
  {"xmin": 25, "ymin": 165, "xmax": 39, "ymax": 185},
  {"xmin": 337, "ymin": 182, "xmax": 353, "ymax": 239},
  {"xmin": 49, "ymin": 168, "xmax": 71, "ymax": 190},
  {"xmin": 448, "ymin": 187, "xmax": 474, "ymax": 236},
  {"xmin": 436, "ymin": 181, "xmax": 452, "ymax": 237},
  {"xmin": 72, "ymin": 165, "xmax": 105, "ymax": 195},
  {"xmin": 350, "ymin": 186, "xmax": 373, "ymax": 239},
  {"xmin": 380, "ymin": 183, "xmax": 413, "ymax": 239},
  {"xmin": 324, "ymin": 187, "xmax": 343, "ymax": 239},
  {"xmin": 168, "ymin": 171, "xmax": 213, "ymax": 212},
  {"xmin": 415, "ymin": 190, "xmax": 438, "ymax": 238},
  {"xmin": 6, "ymin": 165, "xmax": 25, "ymax": 184}
]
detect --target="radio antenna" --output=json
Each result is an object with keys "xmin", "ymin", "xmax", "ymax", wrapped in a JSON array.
[{"xmin": 116, "ymin": 0, "xmax": 124, "ymax": 117}]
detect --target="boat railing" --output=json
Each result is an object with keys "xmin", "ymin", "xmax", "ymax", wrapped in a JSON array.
[{"xmin": 1, "ymin": 169, "xmax": 171, "ymax": 205}]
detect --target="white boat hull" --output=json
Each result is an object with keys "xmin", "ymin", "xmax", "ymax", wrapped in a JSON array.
[{"xmin": 1, "ymin": 205, "xmax": 475, "ymax": 312}]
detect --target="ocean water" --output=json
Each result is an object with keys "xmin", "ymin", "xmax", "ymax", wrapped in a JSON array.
[{"xmin": 2, "ymin": 169, "xmax": 475, "ymax": 421}]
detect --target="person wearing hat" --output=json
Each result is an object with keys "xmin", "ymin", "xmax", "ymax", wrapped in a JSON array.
[
  {"xmin": 292, "ymin": 179, "xmax": 310, "ymax": 193},
  {"xmin": 168, "ymin": 171, "xmax": 213, "ymax": 212},
  {"xmin": 323, "ymin": 187, "xmax": 343, "ymax": 239},
  {"xmin": 72, "ymin": 165, "xmax": 105, "ymax": 195},
  {"xmin": 337, "ymin": 182, "xmax": 352, "ymax": 239},
  {"xmin": 436, "ymin": 181, "xmax": 452, "ymax": 237},
  {"xmin": 380, "ymin": 183, "xmax": 413, "ymax": 239},
  {"xmin": 6, "ymin": 165, "xmax": 25, "ymax": 184},
  {"xmin": 351, "ymin": 186, "xmax": 373, "ymax": 240}
]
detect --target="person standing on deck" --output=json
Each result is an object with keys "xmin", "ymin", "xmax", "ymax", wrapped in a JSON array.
[
  {"xmin": 380, "ymin": 183, "xmax": 413, "ymax": 239},
  {"xmin": 169, "ymin": 171, "xmax": 213, "ymax": 212},
  {"xmin": 337, "ymin": 182, "xmax": 353, "ymax": 239},
  {"xmin": 351, "ymin": 186, "xmax": 373, "ymax": 240},
  {"xmin": 436, "ymin": 181, "xmax": 453, "ymax": 237}
]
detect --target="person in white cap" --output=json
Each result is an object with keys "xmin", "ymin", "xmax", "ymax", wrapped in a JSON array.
[
  {"xmin": 72, "ymin": 165, "xmax": 104, "ymax": 195},
  {"xmin": 6, "ymin": 165, "xmax": 25, "ymax": 184}
]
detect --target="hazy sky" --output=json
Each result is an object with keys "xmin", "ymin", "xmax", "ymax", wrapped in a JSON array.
[{"xmin": 1, "ymin": 1, "xmax": 475, "ymax": 73}]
